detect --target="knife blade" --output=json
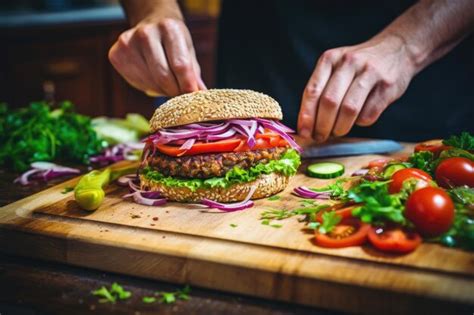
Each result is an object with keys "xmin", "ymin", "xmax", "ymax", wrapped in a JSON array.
[{"xmin": 301, "ymin": 139, "xmax": 403, "ymax": 159}]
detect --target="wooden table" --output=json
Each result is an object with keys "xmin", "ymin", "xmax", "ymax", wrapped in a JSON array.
[{"xmin": 0, "ymin": 168, "xmax": 333, "ymax": 315}]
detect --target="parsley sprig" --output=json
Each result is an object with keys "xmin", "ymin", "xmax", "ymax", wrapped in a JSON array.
[{"xmin": 443, "ymin": 132, "xmax": 474, "ymax": 150}]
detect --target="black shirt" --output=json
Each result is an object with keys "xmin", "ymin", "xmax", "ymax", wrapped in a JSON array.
[{"xmin": 216, "ymin": 0, "xmax": 474, "ymax": 141}]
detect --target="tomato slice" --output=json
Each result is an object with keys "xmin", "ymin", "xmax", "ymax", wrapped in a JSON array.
[
  {"xmin": 414, "ymin": 139, "xmax": 451, "ymax": 157},
  {"xmin": 368, "ymin": 226, "xmax": 421, "ymax": 253},
  {"xmin": 156, "ymin": 138, "xmax": 242, "ymax": 157},
  {"xmin": 314, "ymin": 218, "xmax": 370, "ymax": 248}
]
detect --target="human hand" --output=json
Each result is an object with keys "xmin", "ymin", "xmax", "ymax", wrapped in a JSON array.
[
  {"xmin": 297, "ymin": 35, "xmax": 416, "ymax": 142},
  {"xmin": 109, "ymin": 17, "xmax": 206, "ymax": 97}
]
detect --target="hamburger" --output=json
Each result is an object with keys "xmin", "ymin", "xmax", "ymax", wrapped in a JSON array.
[{"xmin": 139, "ymin": 89, "xmax": 301, "ymax": 209}]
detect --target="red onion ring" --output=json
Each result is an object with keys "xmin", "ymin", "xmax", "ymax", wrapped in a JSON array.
[
  {"xmin": 14, "ymin": 162, "xmax": 80, "ymax": 186},
  {"xmin": 293, "ymin": 186, "xmax": 331, "ymax": 199},
  {"xmin": 201, "ymin": 185, "xmax": 257, "ymax": 212}
]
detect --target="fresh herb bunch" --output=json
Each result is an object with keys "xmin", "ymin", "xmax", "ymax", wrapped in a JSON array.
[
  {"xmin": 0, "ymin": 101, "xmax": 105, "ymax": 171},
  {"xmin": 443, "ymin": 132, "xmax": 474, "ymax": 151},
  {"xmin": 348, "ymin": 180, "xmax": 406, "ymax": 224}
]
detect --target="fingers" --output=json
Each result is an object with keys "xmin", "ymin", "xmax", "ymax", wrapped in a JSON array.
[
  {"xmin": 356, "ymin": 84, "xmax": 393, "ymax": 126},
  {"xmin": 332, "ymin": 71, "xmax": 376, "ymax": 136},
  {"xmin": 136, "ymin": 24, "xmax": 180, "ymax": 96},
  {"xmin": 298, "ymin": 50, "xmax": 337, "ymax": 139},
  {"xmin": 313, "ymin": 62, "xmax": 356, "ymax": 142},
  {"xmin": 109, "ymin": 30, "xmax": 163, "ymax": 94},
  {"xmin": 160, "ymin": 19, "xmax": 200, "ymax": 94},
  {"xmin": 109, "ymin": 18, "xmax": 206, "ymax": 97}
]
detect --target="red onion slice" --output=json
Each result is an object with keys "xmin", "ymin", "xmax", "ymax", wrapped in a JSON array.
[
  {"xmin": 293, "ymin": 186, "xmax": 331, "ymax": 199},
  {"xmin": 179, "ymin": 138, "xmax": 196, "ymax": 150},
  {"xmin": 116, "ymin": 174, "xmax": 137, "ymax": 187},
  {"xmin": 352, "ymin": 169, "xmax": 369, "ymax": 177},
  {"xmin": 123, "ymin": 191, "xmax": 167, "ymax": 206},
  {"xmin": 201, "ymin": 185, "xmax": 257, "ymax": 212},
  {"xmin": 14, "ymin": 162, "xmax": 80, "ymax": 186},
  {"xmin": 256, "ymin": 119, "xmax": 302, "ymax": 153}
]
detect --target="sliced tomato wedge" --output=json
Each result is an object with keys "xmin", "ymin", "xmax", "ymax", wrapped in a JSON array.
[
  {"xmin": 156, "ymin": 138, "xmax": 242, "ymax": 156},
  {"xmin": 314, "ymin": 218, "xmax": 370, "ymax": 248},
  {"xmin": 414, "ymin": 139, "xmax": 451, "ymax": 157},
  {"xmin": 368, "ymin": 226, "xmax": 421, "ymax": 254}
]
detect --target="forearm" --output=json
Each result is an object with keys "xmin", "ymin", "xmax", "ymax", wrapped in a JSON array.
[
  {"xmin": 120, "ymin": 0, "xmax": 183, "ymax": 26},
  {"xmin": 375, "ymin": 0, "xmax": 474, "ymax": 74}
]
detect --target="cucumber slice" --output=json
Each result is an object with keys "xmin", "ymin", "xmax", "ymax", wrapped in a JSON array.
[
  {"xmin": 382, "ymin": 163, "xmax": 407, "ymax": 179},
  {"xmin": 307, "ymin": 162, "xmax": 345, "ymax": 179}
]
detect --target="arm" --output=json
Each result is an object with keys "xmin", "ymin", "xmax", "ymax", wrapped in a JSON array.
[
  {"xmin": 298, "ymin": 0, "xmax": 474, "ymax": 142},
  {"xmin": 109, "ymin": 0, "xmax": 206, "ymax": 97}
]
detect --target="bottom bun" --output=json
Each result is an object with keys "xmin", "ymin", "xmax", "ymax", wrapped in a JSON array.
[{"xmin": 139, "ymin": 172, "xmax": 289, "ymax": 203}]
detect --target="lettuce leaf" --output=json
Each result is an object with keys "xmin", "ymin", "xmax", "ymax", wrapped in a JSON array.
[{"xmin": 142, "ymin": 149, "xmax": 301, "ymax": 191}]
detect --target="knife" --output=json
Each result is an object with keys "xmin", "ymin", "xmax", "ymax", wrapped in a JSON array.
[{"xmin": 301, "ymin": 139, "xmax": 403, "ymax": 159}]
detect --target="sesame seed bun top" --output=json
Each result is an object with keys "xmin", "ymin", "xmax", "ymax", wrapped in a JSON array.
[{"xmin": 149, "ymin": 89, "xmax": 283, "ymax": 131}]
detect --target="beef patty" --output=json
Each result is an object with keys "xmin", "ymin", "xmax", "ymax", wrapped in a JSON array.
[{"xmin": 144, "ymin": 147, "xmax": 288, "ymax": 179}]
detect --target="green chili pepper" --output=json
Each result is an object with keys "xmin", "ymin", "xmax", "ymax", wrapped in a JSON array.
[{"xmin": 74, "ymin": 168, "xmax": 111, "ymax": 211}]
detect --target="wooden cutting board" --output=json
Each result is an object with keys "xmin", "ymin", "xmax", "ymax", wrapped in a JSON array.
[{"xmin": 0, "ymin": 142, "xmax": 473, "ymax": 315}]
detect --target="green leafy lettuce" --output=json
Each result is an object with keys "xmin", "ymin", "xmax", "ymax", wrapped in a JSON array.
[{"xmin": 142, "ymin": 149, "xmax": 301, "ymax": 191}]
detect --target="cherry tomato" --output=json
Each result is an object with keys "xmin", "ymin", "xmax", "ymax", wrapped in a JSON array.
[
  {"xmin": 156, "ymin": 138, "xmax": 242, "ymax": 156},
  {"xmin": 368, "ymin": 158, "xmax": 393, "ymax": 169},
  {"xmin": 405, "ymin": 187, "xmax": 455, "ymax": 237},
  {"xmin": 368, "ymin": 226, "xmax": 421, "ymax": 253},
  {"xmin": 435, "ymin": 157, "xmax": 474, "ymax": 188},
  {"xmin": 315, "ymin": 218, "xmax": 370, "ymax": 248},
  {"xmin": 414, "ymin": 139, "xmax": 451, "ymax": 157},
  {"xmin": 388, "ymin": 168, "xmax": 432, "ymax": 194}
]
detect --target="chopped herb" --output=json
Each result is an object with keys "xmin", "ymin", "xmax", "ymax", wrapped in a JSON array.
[
  {"xmin": 443, "ymin": 132, "xmax": 474, "ymax": 151},
  {"xmin": 260, "ymin": 208, "xmax": 294, "ymax": 221},
  {"xmin": 318, "ymin": 211, "xmax": 342, "ymax": 234},
  {"xmin": 261, "ymin": 219, "xmax": 270, "ymax": 225},
  {"xmin": 267, "ymin": 195, "xmax": 281, "ymax": 201},
  {"xmin": 61, "ymin": 186, "xmax": 74, "ymax": 194},
  {"xmin": 91, "ymin": 283, "xmax": 131, "ymax": 304},
  {"xmin": 155, "ymin": 285, "xmax": 191, "ymax": 304},
  {"xmin": 92, "ymin": 286, "xmax": 116, "ymax": 304},
  {"xmin": 348, "ymin": 180, "xmax": 406, "ymax": 225},
  {"xmin": 142, "ymin": 296, "xmax": 157, "ymax": 303},
  {"xmin": 294, "ymin": 204, "xmax": 330, "ymax": 223},
  {"xmin": 299, "ymin": 199, "xmax": 318, "ymax": 207},
  {"xmin": 270, "ymin": 224, "xmax": 283, "ymax": 228},
  {"xmin": 230, "ymin": 223, "xmax": 238, "ymax": 228},
  {"xmin": 110, "ymin": 282, "xmax": 132, "ymax": 300},
  {"xmin": 310, "ymin": 178, "xmax": 349, "ymax": 200}
]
